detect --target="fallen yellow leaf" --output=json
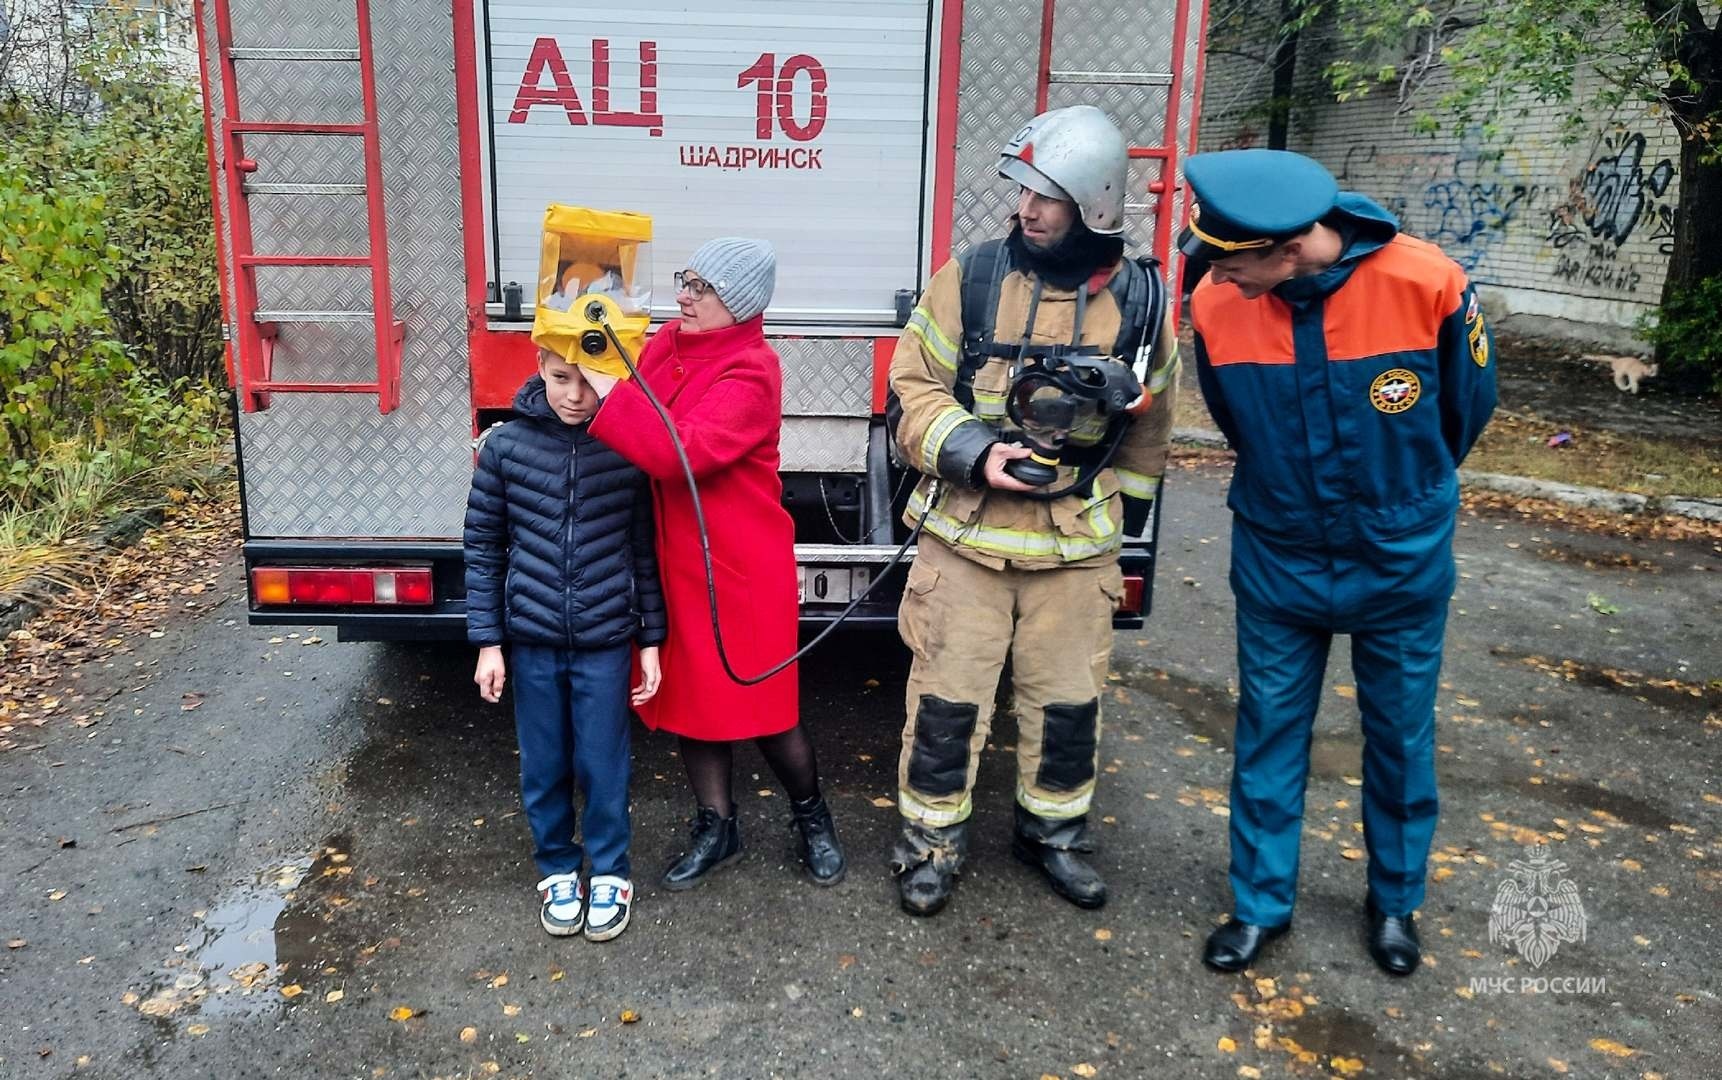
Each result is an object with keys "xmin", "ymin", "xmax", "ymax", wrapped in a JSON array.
[
  {"xmin": 1433, "ymin": 866, "xmax": 1454, "ymax": 882},
  {"xmin": 280, "ymin": 984, "xmax": 304, "ymax": 999},
  {"xmin": 388, "ymin": 1006, "xmax": 415, "ymax": 1021},
  {"xmin": 1341, "ymin": 848, "xmax": 1364, "ymax": 861},
  {"xmin": 1094, "ymin": 928, "xmax": 1113, "ymax": 941},
  {"xmin": 1331, "ymin": 1056, "xmax": 1365, "ymax": 1076},
  {"xmin": 870, "ymin": 797, "xmax": 894, "ymax": 808},
  {"xmin": 620, "ymin": 1009, "xmax": 640, "ymax": 1023},
  {"xmin": 1238, "ymin": 1068, "xmax": 1262, "ymax": 1080},
  {"xmin": 187, "ymin": 1023, "xmax": 210, "ymax": 1036},
  {"xmin": 503, "ymin": 1004, "xmax": 522, "ymax": 1017},
  {"xmin": 1589, "ymin": 1038, "xmax": 1636, "ymax": 1058},
  {"xmin": 1649, "ymin": 885, "xmax": 1671, "ymax": 898},
  {"xmin": 577, "ymin": 1027, "xmax": 597, "ymax": 1038},
  {"xmin": 324, "ymin": 990, "xmax": 344, "ymax": 1003},
  {"xmin": 1333, "ymin": 685, "xmax": 1357, "ymax": 699},
  {"xmin": 460, "ymin": 1027, "xmax": 478, "ymax": 1044},
  {"xmin": 1548, "ymin": 1058, "xmax": 1569, "ymax": 1073},
  {"xmin": 480, "ymin": 1063, "xmax": 500, "ymax": 1075},
  {"xmin": 1073, "ymin": 1066, "xmax": 1098, "ymax": 1078},
  {"xmin": 1217, "ymin": 1036, "xmax": 1237, "ymax": 1053},
  {"xmin": 488, "ymin": 974, "xmax": 508, "ymax": 989},
  {"xmin": 48, "ymin": 890, "xmax": 67, "ymax": 902},
  {"xmin": 1455, "ymin": 987, "xmax": 1475, "ymax": 1000}
]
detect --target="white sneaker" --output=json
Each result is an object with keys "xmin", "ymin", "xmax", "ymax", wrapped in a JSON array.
[
  {"xmin": 584, "ymin": 875, "xmax": 633, "ymax": 942},
  {"xmin": 537, "ymin": 873, "xmax": 584, "ymax": 937}
]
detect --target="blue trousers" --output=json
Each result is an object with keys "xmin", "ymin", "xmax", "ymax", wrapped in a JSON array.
[
  {"xmin": 1227, "ymin": 604, "xmax": 1446, "ymax": 925},
  {"xmin": 511, "ymin": 643, "xmax": 632, "ymax": 879}
]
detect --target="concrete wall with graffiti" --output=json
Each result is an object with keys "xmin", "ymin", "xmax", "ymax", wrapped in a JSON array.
[{"xmin": 1196, "ymin": 41, "xmax": 1681, "ymax": 345}]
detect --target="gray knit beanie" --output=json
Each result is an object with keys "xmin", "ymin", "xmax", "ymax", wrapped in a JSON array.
[{"xmin": 687, "ymin": 237, "xmax": 776, "ymax": 323}]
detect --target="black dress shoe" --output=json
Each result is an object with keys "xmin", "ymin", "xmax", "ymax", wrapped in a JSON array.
[
  {"xmin": 1011, "ymin": 806, "xmax": 1106, "ymax": 909},
  {"xmin": 1202, "ymin": 918, "xmax": 1291, "ymax": 972},
  {"xmin": 789, "ymin": 793, "xmax": 847, "ymax": 886},
  {"xmin": 1365, "ymin": 897, "xmax": 1421, "ymax": 976},
  {"xmin": 661, "ymin": 805, "xmax": 742, "ymax": 891},
  {"xmin": 891, "ymin": 820, "xmax": 968, "ymax": 917}
]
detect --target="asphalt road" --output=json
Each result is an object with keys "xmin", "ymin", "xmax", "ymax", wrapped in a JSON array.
[{"xmin": 3, "ymin": 461, "xmax": 1719, "ymax": 1079}]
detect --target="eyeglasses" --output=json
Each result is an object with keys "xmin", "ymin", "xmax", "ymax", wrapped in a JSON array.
[{"xmin": 673, "ymin": 271, "xmax": 714, "ymax": 300}]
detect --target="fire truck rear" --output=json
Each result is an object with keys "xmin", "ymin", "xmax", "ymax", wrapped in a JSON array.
[{"xmin": 194, "ymin": 0, "xmax": 1210, "ymax": 640}]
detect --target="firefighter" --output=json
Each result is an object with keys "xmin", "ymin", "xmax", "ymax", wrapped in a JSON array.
[
  {"xmin": 1182, "ymin": 150, "xmax": 1497, "ymax": 975},
  {"xmin": 886, "ymin": 105, "xmax": 1180, "ymax": 916}
]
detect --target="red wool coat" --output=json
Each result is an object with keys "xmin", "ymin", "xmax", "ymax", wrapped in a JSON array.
[{"xmin": 588, "ymin": 316, "xmax": 800, "ymax": 740}]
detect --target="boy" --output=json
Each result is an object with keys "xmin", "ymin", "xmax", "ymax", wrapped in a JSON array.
[{"xmin": 464, "ymin": 349, "xmax": 666, "ymax": 941}]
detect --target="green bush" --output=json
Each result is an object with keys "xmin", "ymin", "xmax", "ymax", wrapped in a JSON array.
[
  {"xmin": 0, "ymin": 171, "xmax": 133, "ymax": 466},
  {"xmin": 1638, "ymin": 275, "xmax": 1722, "ymax": 395},
  {"xmin": 0, "ymin": 5, "xmax": 228, "ymax": 529}
]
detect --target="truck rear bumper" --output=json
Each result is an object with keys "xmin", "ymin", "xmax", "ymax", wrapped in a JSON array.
[{"xmin": 244, "ymin": 536, "xmax": 1155, "ymax": 640}]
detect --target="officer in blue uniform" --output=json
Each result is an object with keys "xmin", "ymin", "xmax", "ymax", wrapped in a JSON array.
[{"xmin": 1182, "ymin": 150, "xmax": 1497, "ymax": 976}]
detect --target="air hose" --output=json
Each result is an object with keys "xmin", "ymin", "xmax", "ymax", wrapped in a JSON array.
[{"xmin": 598, "ymin": 315, "xmax": 929, "ymax": 687}]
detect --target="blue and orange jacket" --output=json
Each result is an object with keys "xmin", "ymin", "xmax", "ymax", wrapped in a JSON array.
[{"xmin": 1191, "ymin": 195, "xmax": 1497, "ymax": 559}]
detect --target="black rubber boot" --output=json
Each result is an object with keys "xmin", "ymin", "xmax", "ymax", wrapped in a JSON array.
[
  {"xmin": 661, "ymin": 805, "xmax": 742, "ymax": 891},
  {"xmin": 789, "ymin": 793, "xmax": 847, "ymax": 886},
  {"xmin": 1011, "ymin": 805, "xmax": 1107, "ymax": 909},
  {"xmin": 891, "ymin": 820, "xmax": 968, "ymax": 917}
]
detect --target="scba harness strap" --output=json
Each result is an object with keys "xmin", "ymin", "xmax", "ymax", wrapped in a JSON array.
[
  {"xmin": 885, "ymin": 243, "xmax": 1167, "ymax": 467},
  {"xmin": 953, "ymin": 238, "xmax": 1165, "ymax": 414}
]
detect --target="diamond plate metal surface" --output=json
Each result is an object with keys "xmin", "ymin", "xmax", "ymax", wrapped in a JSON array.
[
  {"xmin": 1048, "ymin": 1, "xmax": 1177, "ymax": 78},
  {"xmin": 779, "ymin": 417, "xmax": 870, "ymax": 474},
  {"xmin": 206, "ymin": 0, "xmax": 474, "ymax": 539},
  {"xmin": 952, "ymin": 0, "xmax": 1042, "ymax": 258},
  {"xmin": 776, "ymin": 338, "xmax": 874, "ymax": 418}
]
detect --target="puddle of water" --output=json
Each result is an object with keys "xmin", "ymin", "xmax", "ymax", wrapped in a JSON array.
[{"xmin": 134, "ymin": 836, "xmax": 354, "ymax": 1023}]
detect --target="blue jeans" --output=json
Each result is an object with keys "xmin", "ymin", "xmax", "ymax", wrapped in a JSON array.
[{"xmin": 510, "ymin": 643, "xmax": 632, "ymax": 879}]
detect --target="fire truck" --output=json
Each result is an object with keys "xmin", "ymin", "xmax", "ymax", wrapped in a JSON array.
[{"xmin": 193, "ymin": 0, "xmax": 1210, "ymax": 640}]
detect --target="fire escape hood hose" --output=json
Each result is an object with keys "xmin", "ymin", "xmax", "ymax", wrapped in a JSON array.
[{"xmin": 599, "ymin": 316, "xmax": 929, "ymax": 687}]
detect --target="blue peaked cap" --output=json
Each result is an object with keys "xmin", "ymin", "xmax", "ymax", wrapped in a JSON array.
[{"xmin": 1179, "ymin": 150, "xmax": 1340, "ymax": 259}]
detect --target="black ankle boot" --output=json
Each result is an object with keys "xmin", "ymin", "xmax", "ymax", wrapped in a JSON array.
[
  {"xmin": 661, "ymin": 805, "xmax": 742, "ymax": 891},
  {"xmin": 1010, "ymin": 805, "xmax": 1107, "ymax": 909},
  {"xmin": 789, "ymin": 793, "xmax": 847, "ymax": 886},
  {"xmin": 891, "ymin": 820, "xmax": 968, "ymax": 917}
]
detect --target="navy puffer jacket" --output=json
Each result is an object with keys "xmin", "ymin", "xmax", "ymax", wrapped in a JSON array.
[{"xmin": 464, "ymin": 376, "xmax": 667, "ymax": 649}]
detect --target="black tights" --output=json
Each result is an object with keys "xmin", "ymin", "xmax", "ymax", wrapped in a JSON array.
[{"xmin": 679, "ymin": 725, "xmax": 820, "ymax": 812}]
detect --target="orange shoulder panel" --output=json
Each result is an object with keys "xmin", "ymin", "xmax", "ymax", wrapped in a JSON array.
[
  {"xmin": 1323, "ymin": 236, "xmax": 1467, "ymax": 363},
  {"xmin": 1190, "ymin": 278, "xmax": 1296, "ymax": 367}
]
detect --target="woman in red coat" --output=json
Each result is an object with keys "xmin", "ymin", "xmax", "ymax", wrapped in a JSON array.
[{"xmin": 586, "ymin": 237, "xmax": 846, "ymax": 889}]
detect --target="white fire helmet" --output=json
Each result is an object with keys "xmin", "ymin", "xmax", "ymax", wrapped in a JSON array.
[{"xmin": 998, "ymin": 105, "xmax": 1129, "ymax": 236}]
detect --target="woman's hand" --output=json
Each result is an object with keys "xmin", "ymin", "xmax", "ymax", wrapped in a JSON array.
[
  {"xmin": 579, "ymin": 366, "xmax": 621, "ymax": 398},
  {"xmin": 474, "ymin": 645, "xmax": 506, "ymax": 703},
  {"xmin": 632, "ymin": 646, "xmax": 662, "ymax": 706}
]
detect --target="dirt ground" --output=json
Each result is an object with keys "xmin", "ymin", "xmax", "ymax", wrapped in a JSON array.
[{"xmin": 1490, "ymin": 335, "xmax": 1722, "ymax": 445}]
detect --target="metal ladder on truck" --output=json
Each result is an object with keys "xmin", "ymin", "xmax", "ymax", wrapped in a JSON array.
[{"xmin": 194, "ymin": 0, "xmax": 405, "ymax": 414}]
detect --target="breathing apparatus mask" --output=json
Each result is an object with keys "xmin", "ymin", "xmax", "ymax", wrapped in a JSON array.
[
  {"xmin": 531, "ymin": 204, "xmax": 653, "ymax": 377},
  {"xmin": 1004, "ymin": 343, "xmax": 1147, "ymax": 486}
]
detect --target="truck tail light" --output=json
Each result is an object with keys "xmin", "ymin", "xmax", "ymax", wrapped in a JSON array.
[
  {"xmin": 251, "ymin": 567, "xmax": 434, "ymax": 607},
  {"xmin": 1119, "ymin": 574, "xmax": 1145, "ymax": 614}
]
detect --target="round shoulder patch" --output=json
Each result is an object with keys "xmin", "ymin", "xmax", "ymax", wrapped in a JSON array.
[{"xmin": 1370, "ymin": 368, "xmax": 1421, "ymax": 414}]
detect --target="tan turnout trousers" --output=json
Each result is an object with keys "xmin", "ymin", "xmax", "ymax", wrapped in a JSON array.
[{"xmin": 896, "ymin": 535, "xmax": 1123, "ymax": 827}]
